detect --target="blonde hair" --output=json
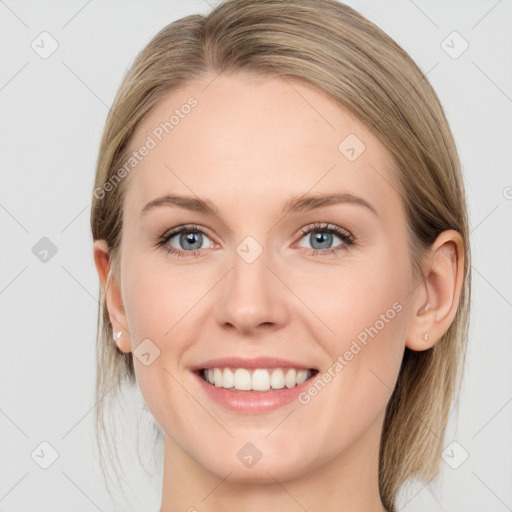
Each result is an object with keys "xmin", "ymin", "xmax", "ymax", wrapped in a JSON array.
[{"xmin": 90, "ymin": 1, "xmax": 471, "ymax": 509}]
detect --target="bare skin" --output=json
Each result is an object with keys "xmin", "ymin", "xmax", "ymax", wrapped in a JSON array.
[{"xmin": 94, "ymin": 71, "xmax": 464, "ymax": 512}]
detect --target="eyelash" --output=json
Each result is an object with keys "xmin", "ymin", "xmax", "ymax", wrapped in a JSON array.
[{"xmin": 155, "ymin": 222, "xmax": 355, "ymax": 258}]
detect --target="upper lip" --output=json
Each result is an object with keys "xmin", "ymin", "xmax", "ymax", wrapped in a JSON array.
[{"xmin": 190, "ymin": 356, "xmax": 317, "ymax": 371}]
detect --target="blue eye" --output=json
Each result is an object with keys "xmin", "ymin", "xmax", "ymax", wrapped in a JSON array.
[
  {"xmin": 156, "ymin": 222, "xmax": 355, "ymax": 258},
  {"xmin": 157, "ymin": 224, "xmax": 212, "ymax": 257},
  {"xmin": 297, "ymin": 223, "xmax": 354, "ymax": 256}
]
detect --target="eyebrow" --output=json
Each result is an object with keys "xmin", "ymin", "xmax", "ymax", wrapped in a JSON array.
[
  {"xmin": 141, "ymin": 194, "xmax": 219, "ymax": 217},
  {"xmin": 281, "ymin": 192, "xmax": 378, "ymax": 216},
  {"xmin": 141, "ymin": 192, "xmax": 378, "ymax": 218}
]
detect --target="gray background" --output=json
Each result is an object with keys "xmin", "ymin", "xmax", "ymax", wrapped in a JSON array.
[{"xmin": 0, "ymin": 0, "xmax": 511, "ymax": 510}]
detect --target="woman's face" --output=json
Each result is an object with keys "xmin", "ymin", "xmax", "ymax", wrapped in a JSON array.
[{"xmin": 109, "ymin": 72, "xmax": 419, "ymax": 482}]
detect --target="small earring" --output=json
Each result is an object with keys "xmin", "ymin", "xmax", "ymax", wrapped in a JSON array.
[
  {"xmin": 423, "ymin": 331, "xmax": 429, "ymax": 341},
  {"xmin": 424, "ymin": 304, "xmax": 430, "ymax": 312},
  {"xmin": 113, "ymin": 331, "xmax": 122, "ymax": 342}
]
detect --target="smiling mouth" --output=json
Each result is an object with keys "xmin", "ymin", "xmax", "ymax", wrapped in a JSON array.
[{"xmin": 195, "ymin": 367, "xmax": 319, "ymax": 393}]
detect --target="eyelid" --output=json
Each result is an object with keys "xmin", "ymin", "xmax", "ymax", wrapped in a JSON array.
[
  {"xmin": 161, "ymin": 223, "xmax": 211, "ymax": 238},
  {"xmin": 297, "ymin": 222, "xmax": 353, "ymax": 240}
]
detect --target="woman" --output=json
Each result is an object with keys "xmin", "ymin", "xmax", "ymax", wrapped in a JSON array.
[{"xmin": 91, "ymin": 0, "xmax": 471, "ymax": 510}]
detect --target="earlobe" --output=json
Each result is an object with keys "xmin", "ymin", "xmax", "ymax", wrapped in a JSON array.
[
  {"xmin": 406, "ymin": 230, "xmax": 465, "ymax": 352},
  {"xmin": 93, "ymin": 239, "xmax": 132, "ymax": 353}
]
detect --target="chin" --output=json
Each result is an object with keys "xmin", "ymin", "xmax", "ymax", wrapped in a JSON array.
[{"xmin": 197, "ymin": 449, "xmax": 314, "ymax": 484}]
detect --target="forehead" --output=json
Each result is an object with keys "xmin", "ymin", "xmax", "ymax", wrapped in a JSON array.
[{"xmin": 125, "ymin": 72, "xmax": 401, "ymax": 223}]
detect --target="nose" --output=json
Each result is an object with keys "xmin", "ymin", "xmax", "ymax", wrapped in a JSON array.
[{"xmin": 214, "ymin": 244, "xmax": 289, "ymax": 336}]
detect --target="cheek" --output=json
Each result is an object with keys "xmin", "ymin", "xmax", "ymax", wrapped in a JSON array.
[
  {"xmin": 119, "ymin": 253, "xmax": 213, "ymax": 412},
  {"xmin": 121, "ymin": 250, "xmax": 203, "ymax": 341},
  {"xmin": 120, "ymin": 263, "xmax": 192, "ymax": 435},
  {"xmin": 299, "ymin": 250, "xmax": 409, "ymax": 417},
  {"xmin": 299, "ymin": 250, "xmax": 409, "ymax": 350}
]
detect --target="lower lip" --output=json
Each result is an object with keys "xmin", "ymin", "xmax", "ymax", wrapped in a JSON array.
[{"xmin": 192, "ymin": 370, "xmax": 318, "ymax": 414}]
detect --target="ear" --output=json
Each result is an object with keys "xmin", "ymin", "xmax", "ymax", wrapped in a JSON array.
[
  {"xmin": 93, "ymin": 239, "xmax": 132, "ymax": 353},
  {"xmin": 406, "ymin": 229, "xmax": 465, "ymax": 351}
]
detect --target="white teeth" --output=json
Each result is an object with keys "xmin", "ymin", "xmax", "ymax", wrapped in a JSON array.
[
  {"xmin": 270, "ymin": 368, "xmax": 285, "ymax": 389},
  {"xmin": 222, "ymin": 368, "xmax": 234, "ymax": 389},
  {"xmin": 234, "ymin": 368, "xmax": 252, "ymax": 390},
  {"xmin": 296, "ymin": 369, "xmax": 308, "ymax": 385},
  {"xmin": 251, "ymin": 369, "xmax": 270, "ymax": 391},
  {"xmin": 213, "ymin": 368, "xmax": 223, "ymax": 387},
  {"xmin": 202, "ymin": 367, "xmax": 313, "ymax": 391},
  {"xmin": 284, "ymin": 368, "xmax": 296, "ymax": 388}
]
